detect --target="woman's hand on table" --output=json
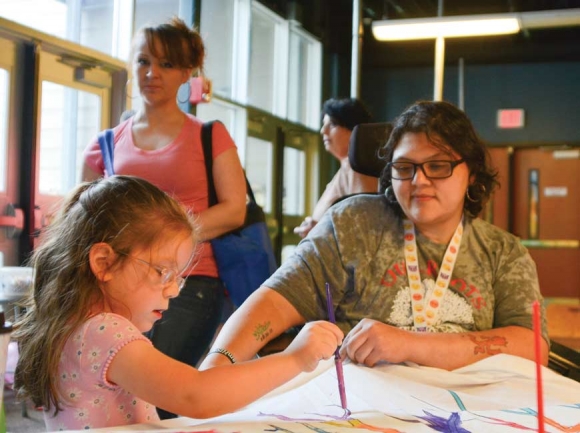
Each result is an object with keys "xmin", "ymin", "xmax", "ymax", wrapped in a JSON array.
[{"xmin": 340, "ymin": 318, "xmax": 413, "ymax": 367}]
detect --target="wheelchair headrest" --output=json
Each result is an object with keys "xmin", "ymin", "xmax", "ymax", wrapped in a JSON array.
[{"xmin": 348, "ymin": 122, "xmax": 393, "ymax": 178}]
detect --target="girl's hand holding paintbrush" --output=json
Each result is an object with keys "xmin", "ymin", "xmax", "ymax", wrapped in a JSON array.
[{"xmin": 284, "ymin": 321, "xmax": 344, "ymax": 372}]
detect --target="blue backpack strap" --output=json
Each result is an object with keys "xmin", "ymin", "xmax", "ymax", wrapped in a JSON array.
[{"xmin": 97, "ymin": 129, "xmax": 115, "ymax": 176}]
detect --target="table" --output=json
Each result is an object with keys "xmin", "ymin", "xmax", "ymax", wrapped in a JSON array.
[{"xmin": 60, "ymin": 354, "xmax": 580, "ymax": 433}]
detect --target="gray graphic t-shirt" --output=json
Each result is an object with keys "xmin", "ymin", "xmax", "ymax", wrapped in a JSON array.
[{"xmin": 265, "ymin": 194, "xmax": 548, "ymax": 342}]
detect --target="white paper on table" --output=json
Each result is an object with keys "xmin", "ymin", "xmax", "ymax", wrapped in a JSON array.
[{"xmin": 78, "ymin": 354, "xmax": 580, "ymax": 433}]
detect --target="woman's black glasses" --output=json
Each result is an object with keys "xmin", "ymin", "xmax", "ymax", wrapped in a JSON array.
[{"xmin": 388, "ymin": 159, "xmax": 465, "ymax": 180}]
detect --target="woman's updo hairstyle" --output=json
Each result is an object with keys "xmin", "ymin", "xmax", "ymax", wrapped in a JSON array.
[{"xmin": 138, "ymin": 16, "xmax": 205, "ymax": 74}]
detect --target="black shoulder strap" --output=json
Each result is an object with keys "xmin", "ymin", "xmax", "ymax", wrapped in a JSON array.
[
  {"xmin": 201, "ymin": 121, "xmax": 218, "ymax": 206},
  {"xmin": 201, "ymin": 120, "xmax": 258, "ymax": 207}
]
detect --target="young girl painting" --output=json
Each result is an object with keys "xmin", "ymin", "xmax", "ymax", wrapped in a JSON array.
[{"xmin": 14, "ymin": 175, "xmax": 343, "ymax": 430}]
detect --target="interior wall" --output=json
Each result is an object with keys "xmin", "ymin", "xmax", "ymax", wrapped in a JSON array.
[{"xmin": 362, "ymin": 61, "xmax": 580, "ymax": 146}]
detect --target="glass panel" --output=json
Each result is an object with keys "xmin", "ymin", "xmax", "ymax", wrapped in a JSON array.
[
  {"xmin": 0, "ymin": 0, "xmax": 67, "ymax": 38},
  {"xmin": 79, "ymin": 1, "xmax": 115, "ymax": 55},
  {"xmin": 38, "ymin": 82, "xmax": 101, "ymax": 195},
  {"xmin": 75, "ymin": 91, "xmax": 102, "ymax": 183},
  {"xmin": 196, "ymin": 102, "xmax": 236, "ymax": 137},
  {"xmin": 245, "ymin": 137, "xmax": 273, "ymax": 213},
  {"xmin": 0, "ymin": 68, "xmax": 8, "ymax": 192},
  {"xmin": 287, "ymin": 31, "xmax": 308, "ymax": 125},
  {"xmin": 196, "ymin": 100, "xmax": 247, "ymax": 166},
  {"xmin": 0, "ymin": 0, "xmax": 128, "ymax": 59},
  {"xmin": 248, "ymin": 8, "xmax": 275, "ymax": 112},
  {"xmin": 287, "ymin": 26, "xmax": 322, "ymax": 129},
  {"xmin": 200, "ymin": 0, "xmax": 235, "ymax": 98},
  {"xmin": 0, "ymin": 0, "xmax": 141, "ymax": 60},
  {"xmin": 134, "ymin": 0, "xmax": 180, "ymax": 30},
  {"xmin": 283, "ymin": 146, "xmax": 305, "ymax": 215}
]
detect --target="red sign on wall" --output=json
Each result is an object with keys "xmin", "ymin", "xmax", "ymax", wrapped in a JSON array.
[{"xmin": 497, "ymin": 109, "xmax": 525, "ymax": 129}]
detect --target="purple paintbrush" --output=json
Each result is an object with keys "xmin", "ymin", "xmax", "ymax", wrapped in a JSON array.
[{"xmin": 325, "ymin": 282, "xmax": 348, "ymax": 411}]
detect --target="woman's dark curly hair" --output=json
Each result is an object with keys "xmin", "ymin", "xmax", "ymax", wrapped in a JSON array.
[{"xmin": 379, "ymin": 100, "xmax": 498, "ymax": 217}]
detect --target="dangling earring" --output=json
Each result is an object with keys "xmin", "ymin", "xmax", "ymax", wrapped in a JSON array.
[
  {"xmin": 466, "ymin": 184, "xmax": 486, "ymax": 202},
  {"xmin": 177, "ymin": 80, "xmax": 191, "ymax": 104},
  {"xmin": 384, "ymin": 185, "xmax": 398, "ymax": 204}
]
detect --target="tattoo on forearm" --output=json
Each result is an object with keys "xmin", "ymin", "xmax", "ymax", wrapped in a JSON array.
[
  {"xmin": 467, "ymin": 335, "xmax": 507, "ymax": 355},
  {"xmin": 253, "ymin": 321, "xmax": 273, "ymax": 342}
]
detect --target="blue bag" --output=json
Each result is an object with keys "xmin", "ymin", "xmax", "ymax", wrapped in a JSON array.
[
  {"xmin": 97, "ymin": 129, "xmax": 115, "ymax": 176},
  {"xmin": 201, "ymin": 121, "xmax": 277, "ymax": 307}
]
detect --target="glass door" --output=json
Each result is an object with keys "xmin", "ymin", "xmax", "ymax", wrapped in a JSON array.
[
  {"xmin": 245, "ymin": 108, "xmax": 320, "ymax": 265},
  {"xmin": 34, "ymin": 50, "xmax": 110, "ymax": 242},
  {"xmin": 0, "ymin": 36, "xmax": 18, "ymax": 266},
  {"xmin": 280, "ymin": 128, "xmax": 320, "ymax": 262},
  {"xmin": 244, "ymin": 110, "xmax": 280, "ymax": 263}
]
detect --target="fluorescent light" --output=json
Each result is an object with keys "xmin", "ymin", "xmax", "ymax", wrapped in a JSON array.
[{"xmin": 372, "ymin": 14, "xmax": 521, "ymax": 41}]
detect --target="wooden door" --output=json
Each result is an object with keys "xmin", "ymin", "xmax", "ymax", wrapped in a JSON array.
[
  {"xmin": 511, "ymin": 147, "xmax": 580, "ymax": 298},
  {"xmin": 485, "ymin": 147, "xmax": 511, "ymax": 231}
]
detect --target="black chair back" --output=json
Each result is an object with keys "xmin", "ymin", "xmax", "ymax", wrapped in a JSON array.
[{"xmin": 348, "ymin": 122, "xmax": 393, "ymax": 177}]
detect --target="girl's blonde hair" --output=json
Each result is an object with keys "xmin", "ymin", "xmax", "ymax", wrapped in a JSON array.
[{"xmin": 14, "ymin": 175, "xmax": 197, "ymax": 414}]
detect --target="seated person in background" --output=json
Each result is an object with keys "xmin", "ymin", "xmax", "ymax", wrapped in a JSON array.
[
  {"xmin": 202, "ymin": 100, "xmax": 549, "ymax": 372},
  {"xmin": 13, "ymin": 175, "xmax": 342, "ymax": 430},
  {"xmin": 294, "ymin": 97, "xmax": 379, "ymax": 238}
]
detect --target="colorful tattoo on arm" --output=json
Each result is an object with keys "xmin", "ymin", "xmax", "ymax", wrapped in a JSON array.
[
  {"xmin": 253, "ymin": 321, "xmax": 273, "ymax": 342},
  {"xmin": 467, "ymin": 334, "xmax": 508, "ymax": 355}
]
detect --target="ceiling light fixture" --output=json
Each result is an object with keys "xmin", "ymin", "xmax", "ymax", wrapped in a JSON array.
[
  {"xmin": 372, "ymin": 13, "xmax": 521, "ymax": 41},
  {"xmin": 369, "ymin": 8, "xmax": 580, "ymax": 101}
]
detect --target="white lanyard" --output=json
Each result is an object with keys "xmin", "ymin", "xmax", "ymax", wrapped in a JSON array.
[{"xmin": 403, "ymin": 218, "xmax": 464, "ymax": 331}]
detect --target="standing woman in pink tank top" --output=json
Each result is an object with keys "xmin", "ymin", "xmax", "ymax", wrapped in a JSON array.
[{"xmin": 82, "ymin": 17, "xmax": 247, "ymax": 420}]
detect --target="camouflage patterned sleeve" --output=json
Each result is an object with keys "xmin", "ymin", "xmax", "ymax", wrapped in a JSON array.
[{"xmin": 491, "ymin": 239, "xmax": 549, "ymax": 344}]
